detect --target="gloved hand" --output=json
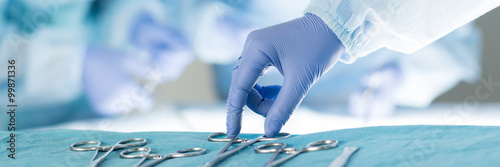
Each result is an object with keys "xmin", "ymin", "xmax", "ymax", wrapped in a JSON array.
[
  {"xmin": 130, "ymin": 13, "xmax": 193, "ymax": 83},
  {"xmin": 226, "ymin": 14, "xmax": 345, "ymax": 138}
]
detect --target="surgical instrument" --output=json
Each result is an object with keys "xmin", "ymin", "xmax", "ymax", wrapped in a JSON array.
[
  {"xmin": 70, "ymin": 138, "xmax": 147, "ymax": 167},
  {"xmin": 120, "ymin": 147, "xmax": 207, "ymax": 167},
  {"xmin": 255, "ymin": 140, "xmax": 339, "ymax": 167},
  {"xmin": 201, "ymin": 132, "xmax": 292, "ymax": 167},
  {"xmin": 329, "ymin": 147, "xmax": 359, "ymax": 167}
]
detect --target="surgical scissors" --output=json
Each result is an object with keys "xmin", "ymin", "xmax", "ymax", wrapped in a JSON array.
[
  {"xmin": 70, "ymin": 138, "xmax": 147, "ymax": 167},
  {"xmin": 120, "ymin": 147, "xmax": 207, "ymax": 167},
  {"xmin": 201, "ymin": 132, "xmax": 292, "ymax": 167},
  {"xmin": 254, "ymin": 140, "xmax": 339, "ymax": 167}
]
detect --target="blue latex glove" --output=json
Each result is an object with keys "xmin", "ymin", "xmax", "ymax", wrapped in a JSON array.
[
  {"xmin": 130, "ymin": 12, "xmax": 193, "ymax": 83},
  {"xmin": 226, "ymin": 14, "xmax": 345, "ymax": 138}
]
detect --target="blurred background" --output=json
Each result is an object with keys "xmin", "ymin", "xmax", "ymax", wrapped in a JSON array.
[
  {"xmin": 160, "ymin": 8, "xmax": 500, "ymax": 104},
  {"xmin": 0, "ymin": 0, "xmax": 499, "ymax": 134}
]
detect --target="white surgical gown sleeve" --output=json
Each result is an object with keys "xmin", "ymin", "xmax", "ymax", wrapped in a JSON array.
[{"xmin": 305, "ymin": 0, "xmax": 500, "ymax": 63}]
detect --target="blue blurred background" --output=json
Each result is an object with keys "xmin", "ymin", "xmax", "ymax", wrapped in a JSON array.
[{"xmin": 0, "ymin": 0, "xmax": 499, "ymax": 134}]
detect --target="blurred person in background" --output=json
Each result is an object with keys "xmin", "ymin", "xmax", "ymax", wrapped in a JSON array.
[
  {"xmin": 0, "ymin": 0, "xmax": 489, "ymax": 133},
  {"xmin": 0, "ymin": 0, "xmax": 308, "ymax": 128},
  {"xmin": 0, "ymin": 0, "xmax": 95, "ymax": 129}
]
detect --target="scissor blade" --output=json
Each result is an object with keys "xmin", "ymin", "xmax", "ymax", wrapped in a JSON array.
[
  {"xmin": 201, "ymin": 138, "xmax": 260, "ymax": 167},
  {"xmin": 266, "ymin": 150, "xmax": 302, "ymax": 167},
  {"xmin": 200, "ymin": 139, "xmax": 236, "ymax": 167},
  {"xmin": 217, "ymin": 138, "xmax": 236, "ymax": 155},
  {"xmin": 262, "ymin": 149, "xmax": 282, "ymax": 167},
  {"xmin": 139, "ymin": 155, "xmax": 171, "ymax": 167},
  {"xmin": 88, "ymin": 146, "xmax": 116, "ymax": 167}
]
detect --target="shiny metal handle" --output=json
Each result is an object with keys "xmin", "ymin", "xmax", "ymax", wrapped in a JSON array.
[
  {"xmin": 171, "ymin": 147, "xmax": 207, "ymax": 158},
  {"xmin": 258, "ymin": 133, "xmax": 293, "ymax": 141},
  {"xmin": 266, "ymin": 150, "xmax": 303, "ymax": 167},
  {"xmin": 115, "ymin": 138, "xmax": 148, "ymax": 149},
  {"xmin": 71, "ymin": 141, "xmax": 110, "ymax": 151},
  {"xmin": 208, "ymin": 132, "xmax": 246, "ymax": 142},
  {"xmin": 140, "ymin": 148, "xmax": 206, "ymax": 167},
  {"xmin": 303, "ymin": 140, "xmax": 339, "ymax": 152},
  {"xmin": 202, "ymin": 132, "xmax": 292, "ymax": 167},
  {"xmin": 120, "ymin": 147, "xmax": 161, "ymax": 159},
  {"xmin": 201, "ymin": 137, "xmax": 260, "ymax": 167},
  {"xmin": 254, "ymin": 143, "xmax": 287, "ymax": 153}
]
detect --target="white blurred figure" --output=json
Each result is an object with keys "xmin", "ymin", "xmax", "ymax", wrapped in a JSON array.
[
  {"xmin": 0, "ymin": 0, "xmax": 197, "ymax": 127},
  {"xmin": 0, "ymin": 0, "xmax": 93, "ymax": 129},
  {"xmin": 349, "ymin": 22, "xmax": 482, "ymax": 120},
  {"xmin": 86, "ymin": 1, "xmax": 194, "ymax": 115},
  {"xmin": 83, "ymin": 0, "xmax": 311, "ymax": 116}
]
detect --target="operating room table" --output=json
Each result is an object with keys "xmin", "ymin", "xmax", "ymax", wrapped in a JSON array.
[{"xmin": 1, "ymin": 125, "xmax": 499, "ymax": 166}]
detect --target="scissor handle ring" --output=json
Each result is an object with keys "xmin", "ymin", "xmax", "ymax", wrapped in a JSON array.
[
  {"xmin": 120, "ymin": 147, "xmax": 161, "ymax": 159},
  {"xmin": 115, "ymin": 138, "xmax": 148, "ymax": 149},
  {"xmin": 170, "ymin": 147, "xmax": 207, "ymax": 158},
  {"xmin": 254, "ymin": 143, "xmax": 288, "ymax": 153},
  {"xmin": 208, "ymin": 132, "xmax": 246, "ymax": 142},
  {"xmin": 303, "ymin": 140, "xmax": 338, "ymax": 152},
  {"xmin": 258, "ymin": 132, "xmax": 292, "ymax": 141},
  {"xmin": 71, "ymin": 141, "xmax": 110, "ymax": 151}
]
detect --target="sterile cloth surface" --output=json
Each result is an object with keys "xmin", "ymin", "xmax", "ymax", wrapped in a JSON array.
[{"xmin": 1, "ymin": 125, "xmax": 499, "ymax": 166}]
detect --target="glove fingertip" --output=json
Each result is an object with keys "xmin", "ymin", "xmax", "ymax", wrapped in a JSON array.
[
  {"xmin": 226, "ymin": 124, "xmax": 240, "ymax": 139},
  {"xmin": 227, "ymin": 133, "xmax": 238, "ymax": 139},
  {"xmin": 264, "ymin": 119, "xmax": 283, "ymax": 138},
  {"xmin": 226, "ymin": 110, "xmax": 242, "ymax": 139}
]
